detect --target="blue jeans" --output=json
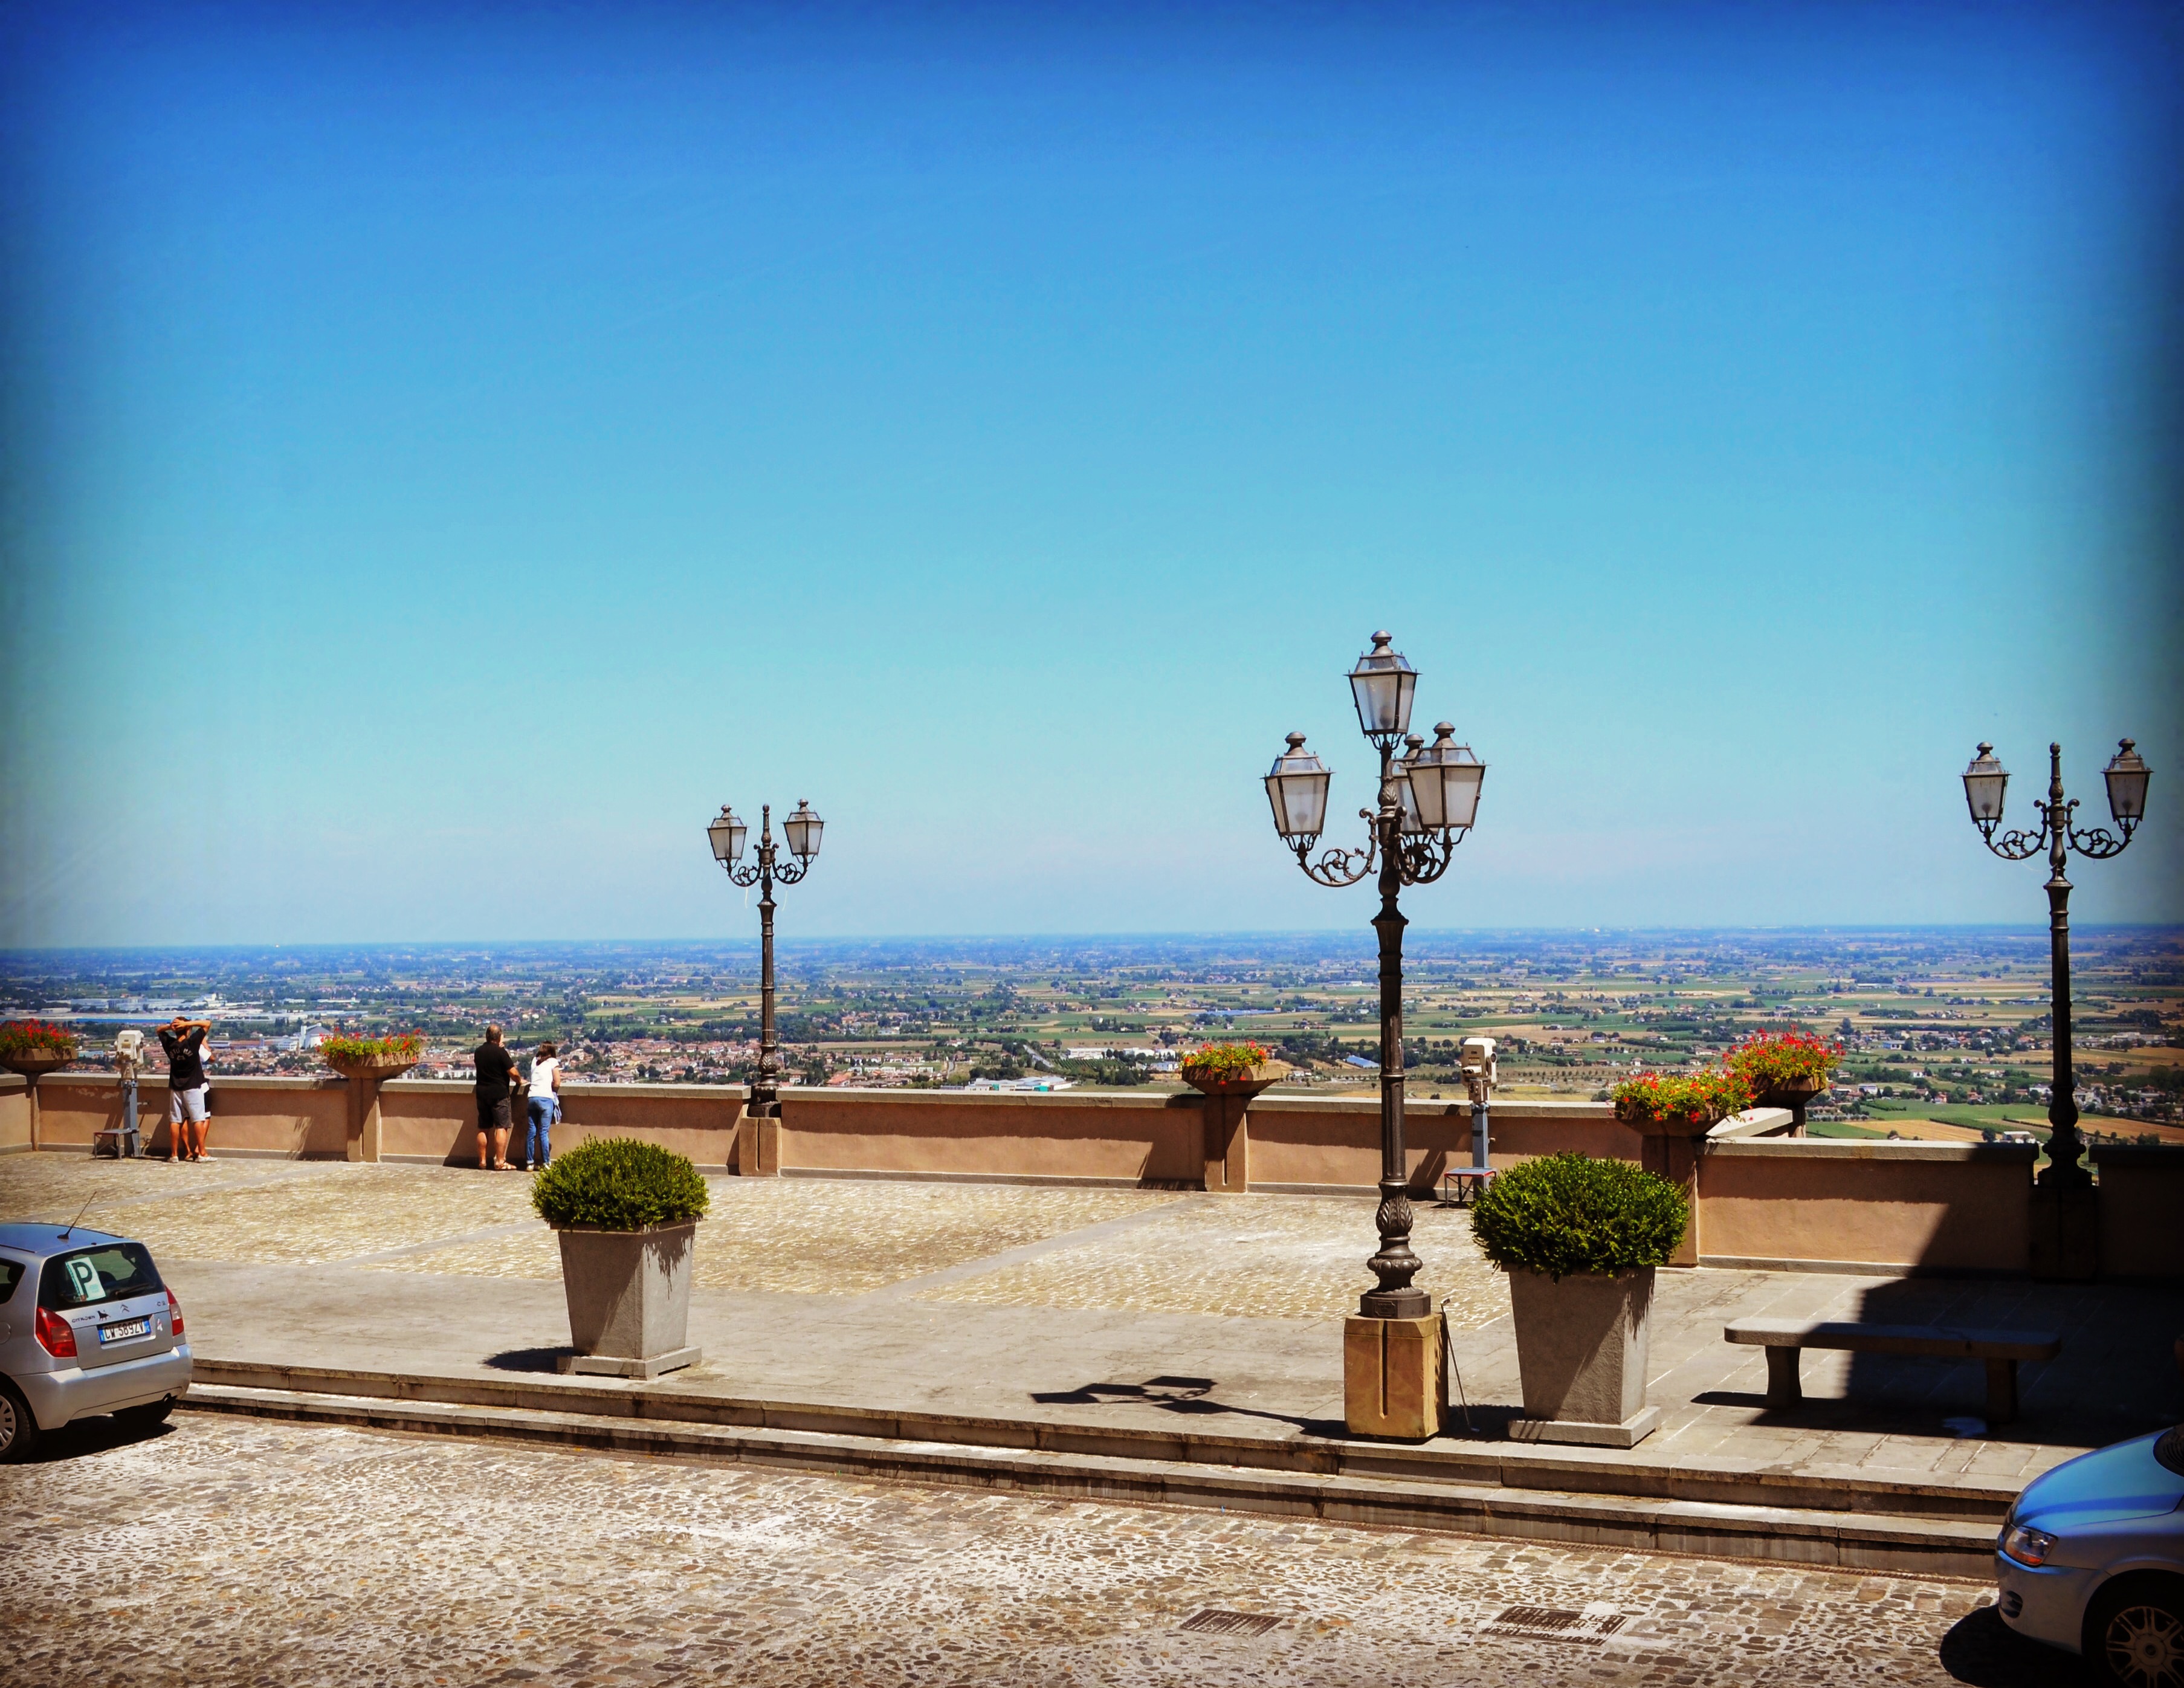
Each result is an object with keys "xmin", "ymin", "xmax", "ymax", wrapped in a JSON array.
[{"xmin": 525, "ymin": 1097, "xmax": 558, "ymax": 1168}]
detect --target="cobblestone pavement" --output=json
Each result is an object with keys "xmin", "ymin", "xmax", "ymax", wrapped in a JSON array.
[
  {"xmin": 920, "ymin": 1195, "xmax": 1510, "ymax": 1325},
  {"xmin": 0, "ymin": 1414, "xmax": 2075, "ymax": 1688},
  {"xmin": 378, "ymin": 1179, "xmax": 1186, "ymax": 1293},
  {"xmin": 0, "ymin": 1158, "xmax": 1184, "ymax": 1291}
]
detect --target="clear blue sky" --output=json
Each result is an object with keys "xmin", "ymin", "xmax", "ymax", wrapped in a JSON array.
[{"xmin": 2, "ymin": 1, "xmax": 2178, "ymax": 945}]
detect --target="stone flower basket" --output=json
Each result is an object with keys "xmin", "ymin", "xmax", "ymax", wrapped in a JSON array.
[
  {"xmin": 533, "ymin": 1138, "xmax": 710, "ymax": 1379},
  {"xmin": 0, "ymin": 1023, "xmax": 79, "ymax": 1152},
  {"xmin": 1748, "ymin": 1074, "xmax": 1830, "ymax": 1134},
  {"xmin": 0, "ymin": 1052, "xmax": 73, "ymax": 1084},
  {"xmin": 1179, "ymin": 1058, "xmax": 1287, "ymax": 1099},
  {"xmin": 1180, "ymin": 1054, "xmax": 1287, "ymax": 1195},
  {"xmin": 322, "ymin": 1042, "xmax": 421, "ymax": 1165},
  {"xmin": 1470, "ymin": 1153, "xmax": 1690, "ymax": 1449}
]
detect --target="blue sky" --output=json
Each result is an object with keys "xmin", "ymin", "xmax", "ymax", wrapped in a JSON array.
[{"xmin": 2, "ymin": 1, "xmax": 2179, "ymax": 945}]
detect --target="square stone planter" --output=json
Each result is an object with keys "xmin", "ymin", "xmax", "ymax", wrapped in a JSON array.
[
  {"xmin": 1506, "ymin": 1266, "xmax": 1661, "ymax": 1447},
  {"xmin": 554, "ymin": 1221, "xmax": 700, "ymax": 1379}
]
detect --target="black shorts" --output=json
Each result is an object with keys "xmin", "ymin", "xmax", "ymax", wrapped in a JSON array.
[{"xmin": 476, "ymin": 1095, "xmax": 512, "ymax": 1132}]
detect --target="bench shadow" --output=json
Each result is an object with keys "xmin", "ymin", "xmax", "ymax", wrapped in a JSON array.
[
  {"xmin": 1835, "ymin": 1279, "xmax": 2183, "ymax": 1450},
  {"xmin": 1936, "ymin": 1605, "xmax": 2092, "ymax": 1686},
  {"xmin": 483, "ymin": 1345, "xmax": 573, "ymax": 1373},
  {"xmin": 1029, "ymin": 1375, "xmax": 1346, "ymax": 1438}
]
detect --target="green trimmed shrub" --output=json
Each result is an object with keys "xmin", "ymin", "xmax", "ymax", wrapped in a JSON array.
[
  {"xmin": 1469, "ymin": 1153, "xmax": 1688, "ymax": 1280},
  {"xmin": 532, "ymin": 1137, "xmax": 709, "ymax": 1231}
]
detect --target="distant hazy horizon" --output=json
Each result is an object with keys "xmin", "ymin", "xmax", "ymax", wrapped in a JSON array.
[
  {"xmin": 4, "ymin": 2, "xmax": 2179, "ymax": 948},
  {"xmin": 6, "ymin": 922, "xmax": 2179, "ymax": 965}
]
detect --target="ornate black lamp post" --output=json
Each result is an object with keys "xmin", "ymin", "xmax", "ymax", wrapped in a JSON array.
[
  {"xmin": 707, "ymin": 800, "xmax": 824, "ymax": 1124},
  {"xmin": 1264, "ymin": 632, "xmax": 1485, "ymax": 1319},
  {"xmin": 1961, "ymin": 739, "xmax": 2149, "ymax": 1201}
]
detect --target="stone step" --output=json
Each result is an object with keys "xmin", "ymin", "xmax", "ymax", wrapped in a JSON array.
[
  {"xmin": 187, "ymin": 1356, "xmax": 2024, "ymax": 1524},
  {"xmin": 179, "ymin": 1377, "xmax": 2000, "ymax": 1578}
]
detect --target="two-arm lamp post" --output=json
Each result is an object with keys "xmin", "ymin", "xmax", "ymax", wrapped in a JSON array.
[
  {"xmin": 1264, "ymin": 632, "xmax": 1485, "ymax": 1319},
  {"xmin": 706, "ymin": 800, "xmax": 824, "ymax": 1124},
  {"xmin": 1960, "ymin": 739, "xmax": 2149, "ymax": 1193}
]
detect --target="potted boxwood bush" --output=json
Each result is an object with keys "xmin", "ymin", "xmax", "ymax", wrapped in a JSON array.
[
  {"xmin": 532, "ymin": 1137, "xmax": 711, "ymax": 1379},
  {"xmin": 1470, "ymin": 1152, "xmax": 1689, "ymax": 1447}
]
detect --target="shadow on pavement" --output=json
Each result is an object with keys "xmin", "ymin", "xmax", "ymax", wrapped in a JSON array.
[
  {"xmin": 1030, "ymin": 1375, "xmax": 1346, "ymax": 1438},
  {"xmin": 1938, "ymin": 1605, "xmax": 2092, "ymax": 1686},
  {"xmin": 484, "ymin": 1345, "xmax": 574, "ymax": 1373},
  {"xmin": 24, "ymin": 1414, "xmax": 175, "ymax": 1464}
]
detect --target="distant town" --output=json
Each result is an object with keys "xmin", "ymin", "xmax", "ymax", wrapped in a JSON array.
[{"xmin": 4, "ymin": 928, "xmax": 2180, "ymax": 1154}]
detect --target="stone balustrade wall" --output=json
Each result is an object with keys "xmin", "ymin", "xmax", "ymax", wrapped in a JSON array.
[{"xmin": 4, "ymin": 1070, "xmax": 2173, "ymax": 1280}]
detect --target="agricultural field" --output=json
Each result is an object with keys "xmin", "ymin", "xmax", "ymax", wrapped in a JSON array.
[{"xmin": 4, "ymin": 928, "xmax": 2181, "ymax": 1139}]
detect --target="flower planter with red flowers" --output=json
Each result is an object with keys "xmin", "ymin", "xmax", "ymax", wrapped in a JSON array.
[
  {"xmin": 1725, "ymin": 1031, "xmax": 1843, "ymax": 1133},
  {"xmin": 0, "ymin": 1019, "xmax": 77, "ymax": 1082},
  {"xmin": 1179, "ymin": 1042, "xmax": 1285, "ymax": 1194},
  {"xmin": 320, "ymin": 1032, "xmax": 425, "ymax": 1162}
]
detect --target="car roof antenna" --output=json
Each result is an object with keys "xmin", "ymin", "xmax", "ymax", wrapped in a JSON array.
[{"xmin": 58, "ymin": 1193, "xmax": 97, "ymax": 1241}]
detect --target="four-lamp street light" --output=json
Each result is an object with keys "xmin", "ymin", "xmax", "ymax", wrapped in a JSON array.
[
  {"xmin": 707, "ymin": 800, "xmax": 825, "ymax": 1126},
  {"xmin": 1960, "ymin": 739, "xmax": 2150, "ymax": 1201},
  {"xmin": 1264, "ymin": 632, "xmax": 1485, "ymax": 1321}
]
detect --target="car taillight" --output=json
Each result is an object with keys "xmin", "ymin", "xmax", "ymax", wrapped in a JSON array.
[
  {"xmin": 166, "ymin": 1289, "xmax": 184, "ymax": 1337},
  {"xmin": 34, "ymin": 1305, "xmax": 78, "ymax": 1359}
]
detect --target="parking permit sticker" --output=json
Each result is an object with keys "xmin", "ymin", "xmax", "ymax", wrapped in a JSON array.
[{"xmin": 65, "ymin": 1256, "xmax": 102, "ymax": 1302}]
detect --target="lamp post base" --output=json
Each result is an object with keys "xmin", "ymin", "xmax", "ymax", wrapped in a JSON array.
[
  {"xmin": 2028, "ymin": 1182, "xmax": 2098, "ymax": 1282},
  {"xmin": 737, "ymin": 1107, "xmax": 781, "ymax": 1178},
  {"xmin": 1343, "ymin": 1311, "xmax": 1445, "ymax": 1441}
]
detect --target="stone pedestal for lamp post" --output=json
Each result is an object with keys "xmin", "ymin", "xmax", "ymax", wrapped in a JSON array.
[{"xmin": 326, "ymin": 1055, "xmax": 418, "ymax": 1163}]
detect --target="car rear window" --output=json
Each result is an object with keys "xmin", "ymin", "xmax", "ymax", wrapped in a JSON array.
[
  {"xmin": 38, "ymin": 1244, "xmax": 164, "ymax": 1311},
  {"xmin": 0, "ymin": 1258, "xmax": 23, "ymax": 1304}
]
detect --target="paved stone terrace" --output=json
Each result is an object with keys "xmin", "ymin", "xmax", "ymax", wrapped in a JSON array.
[
  {"xmin": 4, "ymin": 1153, "xmax": 2179, "ymax": 1493},
  {"xmin": 0, "ymin": 1413, "xmax": 2079, "ymax": 1687}
]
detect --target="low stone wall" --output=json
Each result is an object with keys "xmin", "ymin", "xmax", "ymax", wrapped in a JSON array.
[
  {"xmin": 2092, "ymin": 1145, "xmax": 2184, "ymax": 1280},
  {"xmin": 377, "ymin": 1078, "xmax": 745, "ymax": 1168},
  {"xmin": 1697, "ymin": 1138, "xmax": 2039, "ymax": 1276},
  {"xmin": 29, "ymin": 1072, "xmax": 351, "ymax": 1158},
  {"xmin": 1236, "ymin": 1095, "xmax": 1638, "ymax": 1192},
  {"xmin": 9, "ymin": 1073, "xmax": 2166, "ymax": 1282},
  {"xmin": 0, "ymin": 1073, "xmax": 27, "ymax": 1153}
]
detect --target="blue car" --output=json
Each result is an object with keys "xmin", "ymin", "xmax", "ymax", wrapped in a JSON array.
[{"xmin": 1996, "ymin": 1423, "xmax": 2184, "ymax": 1687}]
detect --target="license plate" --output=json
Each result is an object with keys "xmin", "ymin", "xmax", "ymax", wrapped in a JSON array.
[{"xmin": 99, "ymin": 1319, "xmax": 150, "ymax": 1345}]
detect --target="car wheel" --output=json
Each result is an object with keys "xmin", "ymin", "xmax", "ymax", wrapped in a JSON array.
[
  {"xmin": 2089, "ymin": 1575, "xmax": 2184, "ymax": 1688},
  {"xmin": 114, "ymin": 1397, "xmax": 175, "ymax": 1433},
  {"xmin": 0, "ymin": 1379, "xmax": 40, "ymax": 1463}
]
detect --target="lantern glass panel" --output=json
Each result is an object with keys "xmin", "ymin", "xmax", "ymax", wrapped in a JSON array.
[
  {"xmin": 1441, "ymin": 745, "xmax": 1485, "ymax": 830},
  {"xmin": 1961, "ymin": 745, "xmax": 2009, "ymax": 825},
  {"xmin": 1264, "ymin": 736, "xmax": 1331, "ymax": 839},
  {"xmin": 2104, "ymin": 740, "xmax": 2150, "ymax": 824},
  {"xmin": 783, "ymin": 803, "xmax": 823, "ymax": 859},
  {"xmin": 1348, "ymin": 633, "xmax": 1418, "ymax": 739}
]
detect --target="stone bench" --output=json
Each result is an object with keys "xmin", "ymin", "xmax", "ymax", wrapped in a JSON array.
[{"xmin": 1725, "ymin": 1318, "xmax": 2063, "ymax": 1424}]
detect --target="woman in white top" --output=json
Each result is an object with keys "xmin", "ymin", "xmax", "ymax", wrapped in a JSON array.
[{"xmin": 524, "ymin": 1042, "xmax": 562, "ymax": 1170}]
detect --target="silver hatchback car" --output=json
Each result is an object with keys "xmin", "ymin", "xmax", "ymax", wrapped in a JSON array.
[
  {"xmin": 0, "ymin": 1221, "xmax": 193, "ymax": 1461},
  {"xmin": 1997, "ymin": 1422, "xmax": 2184, "ymax": 1687}
]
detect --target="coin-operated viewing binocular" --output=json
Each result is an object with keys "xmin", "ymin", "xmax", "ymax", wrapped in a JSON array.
[{"xmin": 1456, "ymin": 1036, "xmax": 1496, "ymax": 1170}]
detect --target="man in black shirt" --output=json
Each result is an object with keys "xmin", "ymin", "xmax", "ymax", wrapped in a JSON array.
[
  {"xmin": 157, "ymin": 1015, "xmax": 213, "ymax": 1162},
  {"xmin": 473, "ymin": 1024, "xmax": 517, "ymax": 1170}
]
